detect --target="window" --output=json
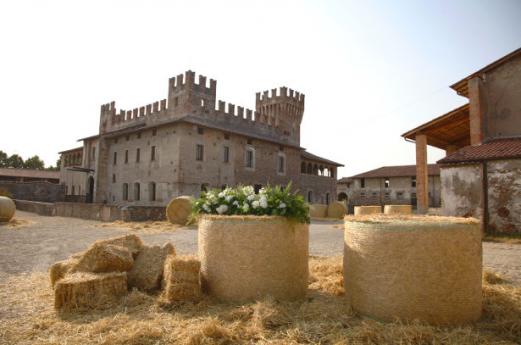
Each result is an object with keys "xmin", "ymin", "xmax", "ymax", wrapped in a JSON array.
[
  {"xmin": 174, "ymin": 97, "xmax": 179, "ymax": 107},
  {"xmin": 254, "ymin": 184, "xmax": 263, "ymax": 194},
  {"xmin": 196, "ymin": 144, "xmax": 204, "ymax": 161},
  {"xmin": 307, "ymin": 190, "xmax": 313, "ymax": 203},
  {"xmin": 137, "ymin": 132, "xmax": 141, "ymax": 139},
  {"xmin": 126, "ymin": 135, "xmax": 129, "ymax": 141},
  {"xmin": 113, "ymin": 152, "xmax": 117, "ymax": 165},
  {"xmin": 125, "ymin": 150, "xmax": 128, "ymax": 164},
  {"xmin": 152, "ymin": 128, "xmax": 157, "ymax": 136},
  {"xmin": 347, "ymin": 182, "xmax": 351, "ymax": 189},
  {"xmin": 245, "ymin": 147, "xmax": 255, "ymax": 169},
  {"xmin": 136, "ymin": 148, "xmax": 140, "ymax": 163},
  {"xmin": 301, "ymin": 162, "xmax": 306, "ymax": 173},
  {"xmin": 71, "ymin": 185, "xmax": 75, "ymax": 195},
  {"xmin": 247, "ymin": 139, "xmax": 253, "ymax": 145},
  {"xmin": 372, "ymin": 192, "xmax": 377, "ymax": 197},
  {"xmin": 326, "ymin": 193, "xmax": 330, "ymax": 205},
  {"xmin": 149, "ymin": 182, "xmax": 156, "ymax": 201},
  {"xmin": 384, "ymin": 192, "xmax": 390, "ymax": 198},
  {"xmin": 151, "ymin": 146, "xmax": 156, "ymax": 161},
  {"xmin": 197, "ymin": 126, "xmax": 204, "ymax": 135},
  {"xmin": 223, "ymin": 146, "xmax": 230, "ymax": 163},
  {"xmin": 92, "ymin": 147, "xmax": 95, "ymax": 160},
  {"xmin": 224, "ymin": 133, "xmax": 230, "ymax": 140},
  {"xmin": 397, "ymin": 192, "xmax": 404, "ymax": 199},
  {"xmin": 122, "ymin": 183, "xmax": 128, "ymax": 201},
  {"xmin": 115, "ymin": 138, "xmax": 119, "ymax": 144},
  {"xmin": 331, "ymin": 169, "xmax": 335, "ymax": 178},
  {"xmin": 277, "ymin": 154, "xmax": 285, "ymax": 174},
  {"xmin": 384, "ymin": 177, "xmax": 390, "ymax": 188},
  {"xmin": 360, "ymin": 192, "xmax": 366, "ymax": 198},
  {"xmin": 200, "ymin": 99, "xmax": 205, "ymax": 107},
  {"xmin": 134, "ymin": 183, "xmax": 140, "ymax": 201},
  {"xmin": 411, "ymin": 177, "xmax": 416, "ymax": 188},
  {"xmin": 360, "ymin": 178, "xmax": 365, "ymax": 188},
  {"xmin": 112, "ymin": 174, "xmax": 116, "ymax": 183}
]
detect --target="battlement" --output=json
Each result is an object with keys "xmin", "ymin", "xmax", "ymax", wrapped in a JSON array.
[
  {"xmin": 111, "ymin": 98, "xmax": 168, "ymax": 124},
  {"xmin": 168, "ymin": 70, "xmax": 217, "ymax": 93},
  {"xmin": 255, "ymin": 86, "xmax": 305, "ymax": 104},
  {"xmin": 213, "ymin": 100, "xmax": 273, "ymax": 125}
]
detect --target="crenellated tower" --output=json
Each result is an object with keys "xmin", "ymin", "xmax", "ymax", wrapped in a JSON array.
[
  {"xmin": 255, "ymin": 87, "xmax": 305, "ymax": 144},
  {"xmin": 168, "ymin": 70, "xmax": 217, "ymax": 117}
]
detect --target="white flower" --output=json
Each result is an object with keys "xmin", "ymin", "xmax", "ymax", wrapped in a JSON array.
[
  {"xmin": 233, "ymin": 200, "xmax": 239, "ymax": 206},
  {"xmin": 259, "ymin": 187, "xmax": 267, "ymax": 195},
  {"xmin": 247, "ymin": 194, "xmax": 256, "ymax": 201},
  {"xmin": 203, "ymin": 203, "xmax": 211, "ymax": 212},
  {"xmin": 259, "ymin": 196, "xmax": 268, "ymax": 208},
  {"xmin": 242, "ymin": 186, "xmax": 254, "ymax": 195},
  {"xmin": 278, "ymin": 202, "xmax": 286, "ymax": 209},
  {"xmin": 218, "ymin": 192, "xmax": 225, "ymax": 198},
  {"xmin": 252, "ymin": 200, "xmax": 260, "ymax": 209},
  {"xmin": 225, "ymin": 195, "xmax": 233, "ymax": 202},
  {"xmin": 216, "ymin": 204, "xmax": 228, "ymax": 214},
  {"xmin": 242, "ymin": 203, "xmax": 250, "ymax": 212}
]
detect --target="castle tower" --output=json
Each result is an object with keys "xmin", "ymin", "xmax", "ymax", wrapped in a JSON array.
[
  {"xmin": 255, "ymin": 87, "xmax": 305, "ymax": 144},
  {"xmin": 168, "ymin": 70, "xmax": 217, "ymax": 117},
  {"xmin": 99, "ymin": 101, "xmax": 116, "ymax": 134}
]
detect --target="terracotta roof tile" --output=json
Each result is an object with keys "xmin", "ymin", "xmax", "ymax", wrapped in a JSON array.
[
  {"xmin": 347, "ymin": 164, "xmax": 440, "ymax": 179},
  {"xmin": 438, "ymin": 138, "xmax": 521, "ymax": 164}
]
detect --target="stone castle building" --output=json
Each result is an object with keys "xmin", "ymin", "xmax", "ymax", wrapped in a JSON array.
[
  {"xmin": 60, "ymin": 70, "xmax": 342, "ymax": 206},
  {"xmin": 337, "ymin": 164, "xmax": 441, "ymax": 213}
]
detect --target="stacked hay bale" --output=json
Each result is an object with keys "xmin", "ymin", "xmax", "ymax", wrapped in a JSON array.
[
  {"xmin": 166, "ymin": 196, "xmax": 194, "ymax": 225},
  {"xmin": 50, "ymin": 234, "xmax": 179, "ymax": 311},
  {"xmin": 383, "ymin": 205, "xmax": 412, "ymax": 215},
  {"xmin": 309, "ymin": 204, "xmax": 328, "ymax": 218},
  {"xmin": 327, "ymin": 202, "xmax": 347, "ymax": 219},
  {"xmin": 353, "ymin": 205, "xmax": 381, "ymax": 216},
  {"xmin": 343, "ymin": 215, "xmax": 482, "ymax": 325},
  {"xmin": 161, "ymin": 255, "xmax": 202, "ymax": 303},
  {"xmin": 0, "ymin": 196, "xmax": 16, "ymax": 222}
]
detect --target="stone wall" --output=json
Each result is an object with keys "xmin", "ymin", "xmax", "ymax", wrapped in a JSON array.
[
  {"xmin": 440, "ymin": 164, "xmax": 483, "ymax": 218},
  {"xmin": 487, "ymin": 159, "xmax": 521, "ymax": 234},
  {"xmin": 0, "ymin": 181, "xmax": 64, "ymax": 202},
  {"xmin": 300, "ymin": 174, "xmax": 336, "ymax": 204},
  {"xmin": 14, "ymin": 200, "xmax": 56, "ymax": 216}
]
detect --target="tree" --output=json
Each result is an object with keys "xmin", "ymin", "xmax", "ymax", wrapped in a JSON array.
[
  {"xmin": 46, "ymin": 157, "xmax": 61, "ymax": 171},
  {"xmin": 23, "ymin": 155, "xmax": 45, "ymax": 170},
  {"xmin": 6, "ymin": 154, "xmax": 24, "ymax": 168},
  {"xmin": 0, "ymin": 150, "xmax": 7, "ymax": 168}
]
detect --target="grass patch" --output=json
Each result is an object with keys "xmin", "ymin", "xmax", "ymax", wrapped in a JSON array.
[
  {"xmin": 483, "ymin": 233, "xmax": 521, "ymax": 245},
  {"xmin": 1, "ymin": 257, "xmax": 520, "ymax": 344}
]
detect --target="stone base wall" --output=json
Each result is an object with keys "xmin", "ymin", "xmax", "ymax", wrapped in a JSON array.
[
  {"xmin": 0, "ymin": 181, "xmax": 64, "ymax": 202},
  {"xmin": 14, "ymin": 200, "xmax": 57, "ymax": 216}
]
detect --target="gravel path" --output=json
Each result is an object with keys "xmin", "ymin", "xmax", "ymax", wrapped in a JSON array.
[{"xmin": 1, "ymin": 211, "xmax": 520, "ymax": 285}]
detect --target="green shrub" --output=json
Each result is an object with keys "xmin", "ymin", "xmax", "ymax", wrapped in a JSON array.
[{"xmin": 192, "ymin": 184, "xmax": 310, "ymax": 224}]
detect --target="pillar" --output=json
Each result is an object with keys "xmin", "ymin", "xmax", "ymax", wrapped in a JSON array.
[
  {"xmin": 468, "ymin": 77, "xmax": 485, "ymax": 145},
  {"xmin": 416, "ymin": 134, "xmax": 429, "ymax": 214}
]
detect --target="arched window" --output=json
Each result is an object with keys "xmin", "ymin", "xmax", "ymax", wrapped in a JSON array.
[
  {"xmin": 149, "ymin": 182, "xmax": 156, "ymax": 201},
  {"xmin": 122, "ymin": 183, "xmax": 128, "ymax": 201},
  {"xmin": 307, "ymin": 190, "xmax": 313, "ymax": 203},
  {"xmin": 301, "ymin": 162, "xmax": 306, "ymax": 174},
  {"xmin": 313, "ymin": 164, "xmax": 318, "ymax": 175},
  {"xmin": 326, "ymin": 193, "xmax": 330, "ymax": 205},
  {"xmin": 307, "ymin": 163, "xmax": 312, "ymax": 174},
  {"xmin": 134, "ymin": 183, "xmax": 140, "ymax": 201}
]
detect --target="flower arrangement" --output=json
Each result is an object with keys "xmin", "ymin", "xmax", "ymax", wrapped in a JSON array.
[{"xmin": 192, "ymin": 184, "xmax": 310, "ymax": 224}]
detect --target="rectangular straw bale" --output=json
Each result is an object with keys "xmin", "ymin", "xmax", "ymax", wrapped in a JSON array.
[
  {"xmin": 127, "ymin": 243, "xmax": 176, "ymax": 292},
  {"xmin": 71, "ymin": 243, "xmax": 133, "ymax": 273},
  {"xmin": 162, "ymin": 255, "xmax": 201, "ymax": 302},
  {"xmin": 96, "ymin": 234, "xmax": 144, "ymax": 258},
  {"xmin": 54, "ymin": 272, "xmax": 128, "ymax": 310},
  {"xmin": 49, "ymin": 258, "xmax": 78, "ymax": 287}
]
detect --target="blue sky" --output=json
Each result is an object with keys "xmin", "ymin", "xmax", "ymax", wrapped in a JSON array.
[{"xmin": 0, "ymin": 0, "xmax": 520, "ymax": 177}]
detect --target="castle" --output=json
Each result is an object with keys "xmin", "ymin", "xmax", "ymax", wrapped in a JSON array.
[{"xmin": 59, "ymin": 70, "xmax": 342, "ymax": 206}]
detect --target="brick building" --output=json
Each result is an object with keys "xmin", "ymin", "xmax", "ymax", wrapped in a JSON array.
[
  {"xmin": 59, "ymin": 70, "xmax": 342, "ymax": 206},
  {"xmin": 402, "ymin": 48, "xmax": 521, "ymax": 234},
  {"xmin": 337, "ymin": 164, "xmax": 441, "ymax": 212}
]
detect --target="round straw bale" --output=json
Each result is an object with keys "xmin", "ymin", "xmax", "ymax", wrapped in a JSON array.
[
  {"xmin": 54, "ymin": 272, "xmax": 127, "ymax": 310},
  {"xmin": 166, "ymin": 195, "xmax": 194, "ymax": 225},
  {"xmin": 327, "ymin": 202, "xmax": 347, "ymax": 219},
  {"xmin": 72, "ymin": 243, "xmax": 133, "ymax": 273},
  {"xmin": 96, "ymin": 234, "xmax": 144, "ymax": 258},
  {"xmin": 309, "ymin": 204, "xmax": 328, "ymax": 218},
  {"xmin": 384, "ymin": 204, "xmax": 412, "ymax": 215},
  {"xmin": 199, "ymin": 215, "xmax": 309, "ymax": 302},
  {"xmin": 128, "ymin": 243, "xmax": 176, "ymax": 292},
  {"xmin": 353, "ymin": 205, "xmax": 381, "ymax": 216},
  {"xmin": 343, "ymin": 215, "xmax": 482, "ymax": 325},
  {"xmin": 0, "ymin": 196, "xmax": 16, "ymax": 222}
]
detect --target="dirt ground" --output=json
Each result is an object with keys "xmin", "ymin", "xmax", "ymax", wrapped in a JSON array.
[{"xmin": 1, "ymin": 211, "xmax": 520, "ymax": 286}]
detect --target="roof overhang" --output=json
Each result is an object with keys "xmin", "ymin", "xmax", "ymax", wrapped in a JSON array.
[{"xmin": 401, "ymin": 103, "xmax": 470, "ymax": 150}]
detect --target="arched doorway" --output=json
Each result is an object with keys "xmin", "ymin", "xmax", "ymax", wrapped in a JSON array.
[
  {"xmin": 338, "ymin": 192, "xmax": 348, "ymax": 202},
  {"xmin": 86, "ymin": 176, "xmax": 94, "ymax": 203}
]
